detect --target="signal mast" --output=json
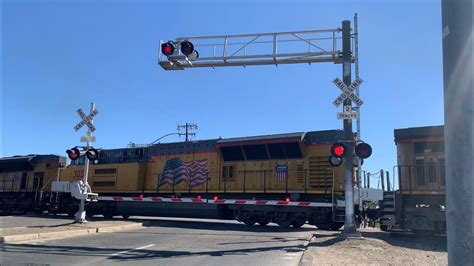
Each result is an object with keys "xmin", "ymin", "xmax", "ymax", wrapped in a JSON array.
[{"xmin": 158, "ymin": 16, "xmax": 371, "ymax": 235}]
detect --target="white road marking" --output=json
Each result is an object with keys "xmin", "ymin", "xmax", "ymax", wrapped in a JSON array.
[{"xmin": 110, "ymin": 244, "xmax": 155, "ymax": 256}]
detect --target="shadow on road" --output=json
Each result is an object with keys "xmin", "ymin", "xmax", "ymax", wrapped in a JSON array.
[
  {"xmin": 1, "ymin": 242, "xmax": 307, "ymax": 262},
  {"xmin": 138, "ymin": 218, "xmax": 315, "ymax": 233}
]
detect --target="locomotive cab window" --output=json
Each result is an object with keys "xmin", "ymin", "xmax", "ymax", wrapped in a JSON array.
[
  {"xmin": 427, "ymin": 158, "xmax": 438, "ymax": 183},
  {"xmin": 222, "ymin": 165, "xmax": 234, "ymax": 179}
]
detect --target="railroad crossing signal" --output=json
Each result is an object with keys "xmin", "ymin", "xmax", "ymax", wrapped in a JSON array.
[
  {"xmin": 355, "ymin": 142, "xmax": 372, "ymax": 159},
  {"xmin": 332, "ymin": 77, "xmax": 364, "ymax": 107},
  {"xmin": 66, "ymin": 147, "xmax": 100, "ymax": 161},
  {"xmin": 74, "ymin": 108, "xmax": 98, "ymax": 132}
]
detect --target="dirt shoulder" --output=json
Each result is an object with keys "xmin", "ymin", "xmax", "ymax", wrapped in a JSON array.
[{"xmin": 300, "ymin": 227, "xmax": 447, "ymax": 265}]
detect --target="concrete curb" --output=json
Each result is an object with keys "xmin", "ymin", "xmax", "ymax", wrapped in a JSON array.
[
  {"xmin": 298, "ymin": 233, "xmax": 317, "ymax": 266},
  {"xmin": 96, "ymin": 222, "xmax": 145, "ymax": 233},
  {"xmin": 0, "ymin": 222, "xmax": 146, "ymax": 244}
]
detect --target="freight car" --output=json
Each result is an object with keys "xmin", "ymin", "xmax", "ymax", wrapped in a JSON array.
[
  {"xmin": 380, "ymin": 125, "xmax": 446, "ymax": 233},
  {"xmin": 52, "ymin": 129, "xmax": 380, "ymax": 229},
  {"xmin": 0, "ymin": 155, "xmax": 66, "ymax": 214}
]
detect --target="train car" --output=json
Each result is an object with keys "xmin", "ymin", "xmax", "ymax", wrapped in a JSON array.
[
  {"xmin": 54, "ymin": 129, "xmax": 371, "ymax": 229},
  {"xmin": 0, "ymin": 154, "xmax": 66, "ymax": 214},
  {"xmin": 380, "ymin": 125, "xmax": 446, "ymax": 232}
]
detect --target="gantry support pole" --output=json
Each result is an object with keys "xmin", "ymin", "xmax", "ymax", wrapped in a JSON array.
[
  {"xmin": 441, "ymin": 0, "xmax": 473, "ymax": 265},
  {"xmin": 341, "ymin": 20, "xmax": 358, "ymax": 235}
]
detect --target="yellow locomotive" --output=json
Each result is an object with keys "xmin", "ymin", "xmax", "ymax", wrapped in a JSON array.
[
  {"xmin": 0, "ymin": 155, "xmax": 66, "ymax": 214},
  {"xmin": 61, "ymin": 130, "xmax": 347, "ymax": 196},
  {"xmin": 380, "ymin": 125, "xmax": 446, "ymax": 232},
  {"xmin": 56, "ymin": 129, "xmax": 356, "ymax": 228}
]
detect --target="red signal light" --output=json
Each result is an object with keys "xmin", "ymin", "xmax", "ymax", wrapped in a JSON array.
[
  {"xmin": 213, "ymin": 195, "xmax": 219, "ymax": 201},
  {"xmin": 285, "ymin": 197, "xmax": 291, "ymax": 202},
  {"xmin": 180, "ymin": 41, "xmax": 194, "ymax": 56},
  {"xmin": 355, "ymin": 143, "xmax": 372, "ymax": 159},
  {"xmin": 161, "ymin": 42, "xmax": 175, "ymax": 56},
  {"xmin": 66, "ymin": 148, "xmax": 80, "ymax": 160},
  {"xmin": 196, "ymin": 195, "xmax": 202, "ymax": 200},
  {"xmin": 330, "ymin": 143, "xmax": 346, "ymax": 158}
]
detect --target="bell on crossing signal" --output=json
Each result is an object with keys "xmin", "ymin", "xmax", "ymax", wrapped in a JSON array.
[
  {"xmin": 161, "ymin": 42, "xmax": 175, "ymax": 56},
  {"xmin": 330, "ymin": 143, "xmax": 346, "ymax": 158},
  {"xmin": 328, "ymin": 155, "xmax": 343, "ymax": 167},
  {"xmin": 180, "ymin": 41, "xmax": 195, "ymax": 56},
  {"xmin": 353, "ymin": 156, "xmax": 364, "ymax": 167},
  {"xmin": 187, "ymin": 50, "xmax": 199, "ymax": 60},
  {"xmin": 66, "ymin": 148, "xmax": 81, "ymax": 161},
  {"xmin": 85, "ymin": 147, "xmax": 99, "ymax": 160},
  {"xmin": 355, "ymin": 142, "xmax": 372, "ymax": 159}
]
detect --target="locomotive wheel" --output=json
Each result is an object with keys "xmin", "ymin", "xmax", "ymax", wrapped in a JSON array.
[
  {"xmin": 277, "ymin": 219, "xmax": 292, "ymax": 227},
  {"xmin": 238, "ymin": 210, "xmax": 256, "ymax": 226},
  {"xmin": 330, "ymin": 222, "xmax": 344, "ymax": 230},
  {"xmin": 314, "ymin": 221, "xmax": 333, "ymax": 230},
  {"xmin": 103, "ymin": 207, "xmax": 114, "ymax": 219},
  {"xmin": 275, "ymin": 212, "xmax": 292, "ymax": 227},
  {"xmin": 67, "ymin": 209, "xmax": 76, "ymax": 218},
  {"xmin": 242, "ymin": 216, "xmax": 257, "ymax": 226},
  {"xmin": 291, "ymin": 220, "xmax": 305, "ymax": 228}
]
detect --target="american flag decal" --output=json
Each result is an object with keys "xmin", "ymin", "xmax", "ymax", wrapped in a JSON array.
[
  {"xmin": 275, "ymin": 165, "xmax": 288, "ymax": 182},
  {"xmin": 159, "ymin": 158, "xmax": 209, "ymax": 188}
]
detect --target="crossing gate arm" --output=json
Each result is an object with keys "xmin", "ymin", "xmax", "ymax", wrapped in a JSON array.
[{"xmin": 98, "ymin": 196, "xmax": 340, "ymax": 208}]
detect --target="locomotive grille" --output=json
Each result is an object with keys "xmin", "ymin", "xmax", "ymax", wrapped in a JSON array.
[
  {"xmin": 309, "ymin": 157, "xmax": 333, "ymax": 192},
  {"xmin": 296, "ymin": 164, "xmax": 304, "ymax": 184}
]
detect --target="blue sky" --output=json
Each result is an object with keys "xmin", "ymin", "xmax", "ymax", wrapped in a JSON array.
[{"xmin": 2, "ymin": 0, "xmax": 444, "ymax": 181}]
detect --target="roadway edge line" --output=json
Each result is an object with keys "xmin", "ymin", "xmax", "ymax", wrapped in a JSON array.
[{"xmin": 0, "ymin": 222, "xmax": 147, "ymax": 244}]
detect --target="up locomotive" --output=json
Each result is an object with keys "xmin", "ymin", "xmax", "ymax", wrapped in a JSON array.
[
  {"xmin": 380, "ymin": 125, "xmax": 446, "ymax": 233},
  {"xmin": 55, "ymin": 129, "xmax": 363, "ymax": 229}
]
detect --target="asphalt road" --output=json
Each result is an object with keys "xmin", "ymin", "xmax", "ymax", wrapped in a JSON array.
[
  {"xmin": 0, "ymin": 214, "xmax": 78, "ymax": 229},
  {"xmin": 1, "ymin": 216, "xmax": 315, "ymax": 266}
]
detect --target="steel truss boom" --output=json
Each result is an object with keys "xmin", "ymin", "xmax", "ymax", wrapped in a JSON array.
[{"xmin": 159, "ymin": 28, "xmax": 349, "ymax": 70}]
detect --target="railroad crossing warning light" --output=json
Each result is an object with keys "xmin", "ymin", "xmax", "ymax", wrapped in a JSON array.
[
  {"xmin": 85, "ymin": 147, "xmax": 99, "ymax": 160},
  {"xmin": 66, "ymin": 148, "xmax": 81, "ymax": 161},
  {"xmin": 355, "ymin": 142, "xmax": 372, "ymax": 159},
  {"xmin": 161, "ymin": 42, "xmax": 175, "ymax": 56},
  {"xmin": 328, "ymin": 155, "xmax": 343, "ymax": 167},
  {"xmin": 180, "ymin": 41, "xmax": 194, "ymax": 56},
  {"xmin": 330, "ymin": 143, "xmax": 346, "ymax": 158}
]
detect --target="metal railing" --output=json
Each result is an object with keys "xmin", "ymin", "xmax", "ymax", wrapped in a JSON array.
[
  {"xmin": 159, "ymin": 28, "xmax": 345, "ymax": 70},
  {"xmin": 153, "ymin": 168, "xmax": 336, "ymax": 196}
]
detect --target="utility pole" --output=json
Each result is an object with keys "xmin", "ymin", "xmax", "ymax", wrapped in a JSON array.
[
  {"xmin": 177, "ymin": 123, "xmax": 198, "ymax": 142},
  {"xmin": 441, "ymin": 0, "xmax": 473, "ymax": 265},
  {"xmin": 341, "ymin": 20, "xmax": 358, "ymax": 235}
]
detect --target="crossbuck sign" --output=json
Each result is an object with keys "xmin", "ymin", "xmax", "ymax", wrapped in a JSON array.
[
  {"xmin": 332, "ymin": 77, "xmax": 364, "ymax": 107},
  {"xmin": 74, "ymin": 108, "xmax": 98, "ymax": 132}
]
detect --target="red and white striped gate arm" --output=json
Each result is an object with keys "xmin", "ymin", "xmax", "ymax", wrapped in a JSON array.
[{"xmin": 98, "ymin": 196, "xmax": 339, "ymax": 208}]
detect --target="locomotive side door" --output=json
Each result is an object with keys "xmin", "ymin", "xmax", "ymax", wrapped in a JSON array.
[{"xmin": 425, "ymin": 155, "xmax": 439, "ymax": 190}]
